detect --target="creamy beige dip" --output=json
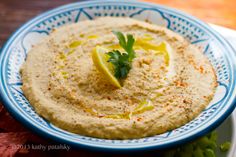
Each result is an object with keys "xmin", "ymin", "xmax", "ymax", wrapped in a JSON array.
[{"xmin": 21, "ymin": 17, "xmax": 217, "ymax": 139}]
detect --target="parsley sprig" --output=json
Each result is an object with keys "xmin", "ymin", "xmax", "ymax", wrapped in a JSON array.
[{"xmin": 107, "ymin": 31, "xmax": 136, "ymax": 79}]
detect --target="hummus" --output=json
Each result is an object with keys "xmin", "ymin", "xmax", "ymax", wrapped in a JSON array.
[{"xmin": 21, "ymin": 17, "xmax": 217, "ymax": 139}]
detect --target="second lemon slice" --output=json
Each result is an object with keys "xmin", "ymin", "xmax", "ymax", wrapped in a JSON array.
[{"xmin": 92, "ymin": 46, "xmax": 121, "ymax": 88}]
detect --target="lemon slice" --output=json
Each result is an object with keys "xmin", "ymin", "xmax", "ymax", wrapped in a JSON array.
[{"xmin": 92, "ymin": 46, "xmax": 121, "ymax": 88}]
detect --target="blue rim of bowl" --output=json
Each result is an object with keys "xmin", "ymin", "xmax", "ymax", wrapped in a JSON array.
[{"xmin": 0, "ymin": 0, "xmax": 236, "ymax": 152}]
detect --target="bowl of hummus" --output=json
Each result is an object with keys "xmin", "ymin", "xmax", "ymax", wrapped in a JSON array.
[{"xmin": 0, "ymin": 0, "xmax": 236, "ymax": 151}]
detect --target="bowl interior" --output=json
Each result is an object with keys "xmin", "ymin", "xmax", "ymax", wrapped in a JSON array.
[{"xmin": 0, "ymin": 0, "xmax": 235, "ymax": 150}]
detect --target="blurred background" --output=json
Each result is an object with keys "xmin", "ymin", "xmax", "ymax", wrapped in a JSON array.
[
  {"xmin": 0, "ymin": 0, "xmax": 236, "ymax": 46},
  {"xmin": 144, "ymin": 0, "xmax": 236, "ymax": 29}
]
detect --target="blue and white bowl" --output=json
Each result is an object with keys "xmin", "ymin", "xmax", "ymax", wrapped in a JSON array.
[{"xmin": 0, "ymin": 0, "xmax": 236, "ymax": 151}]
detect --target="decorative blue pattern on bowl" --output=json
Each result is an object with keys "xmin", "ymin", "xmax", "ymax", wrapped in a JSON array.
[{"xmin": 0, "ymin": 0, "xmax": 236, "ymax": 151}]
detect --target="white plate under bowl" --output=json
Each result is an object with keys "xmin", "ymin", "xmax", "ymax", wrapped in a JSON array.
[
  {"xmin": 0, "ymin": 0, "xmax": 236, "ymax": 151},
  {"xmin": 212, "ymin": 24, "xmax": 236, "ymax": 157}
]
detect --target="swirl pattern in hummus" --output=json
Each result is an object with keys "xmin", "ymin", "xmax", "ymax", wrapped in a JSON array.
[{"xmin": 21, "ymin": 17, "xmax": 217, "ymax": 139}]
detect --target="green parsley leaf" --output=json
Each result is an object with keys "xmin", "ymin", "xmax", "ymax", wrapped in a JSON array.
[
  {"xmin": 220, "ymin": 141, "xmax": 231, "ymax": 152},
  {"xmin": 112, "ymin": 31, "xmax": 135, "ymax": 61},
  {"xmin": 107, "ymin": 31, "xmax": 136, "ymax": 79}
]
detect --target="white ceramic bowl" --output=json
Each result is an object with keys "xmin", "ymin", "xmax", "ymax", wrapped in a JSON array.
[{"xmin": 0, "ymin": 0, "xmax": 235, "ymax": 151}]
